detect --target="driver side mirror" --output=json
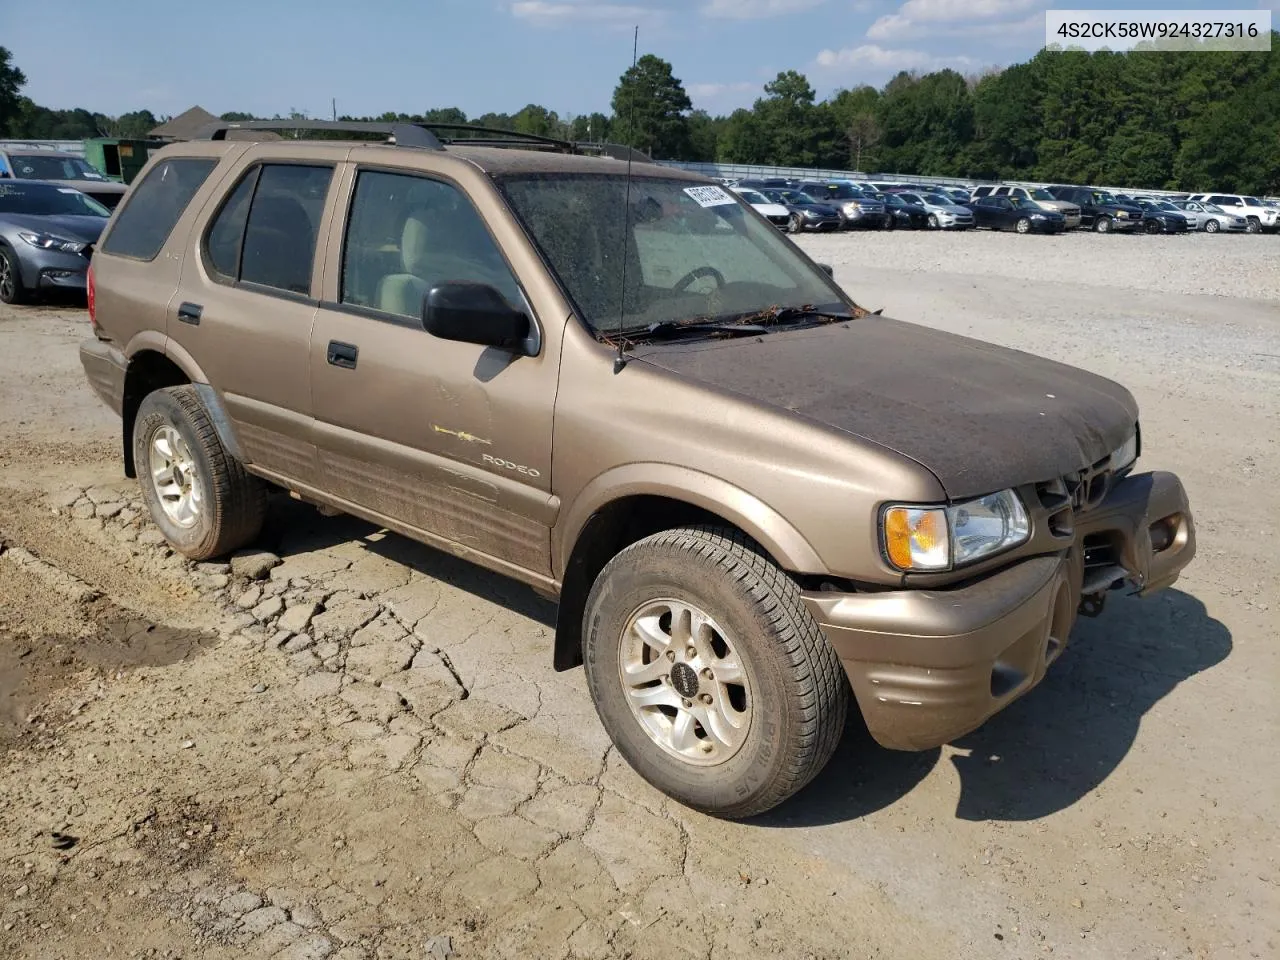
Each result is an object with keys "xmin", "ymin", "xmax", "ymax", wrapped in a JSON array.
[{"xmin": 423, "ymin": 282, "xmax": 531, "ymax": 351}]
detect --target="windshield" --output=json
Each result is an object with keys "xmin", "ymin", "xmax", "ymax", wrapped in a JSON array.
[
  {"xmin": 923, "ymin": 193, "xmax": 954, "ymax": 206},
  {"xmin": 736, "ymin": 189, "xmax": 769, "ymax": 205},
  {"xmin": 814, "ymin": 184, "xmax": 858, "ymax": 200},
  {"xmin": 775, "ymin": 189, "xmax": 816, "ymax": 205},
  {"xmin": 1090, "ymin": 191, "xmax": 1117, "ymax": 204},
  {"xmin": 1156, "ymin": 201, "xmax": 1179, "ymax": 211},
  {"xmin": 1203, "ymin": 203, "xmax": 1225, "ymax": 213},
  {"xmin": 498, "ymin": 175, "xmax": 851, "ymax": 336},
  {"xmin": 6, "ymin": 154, "xmax": 107, "ymax": 182},
  {"xmin": 1028, "ymin": 188, "xmax": 1055, "ymax": 201},
  {"xmin": 0, "ymin": 182, "xmax": 110, "ymax": 216},
  {"xmin": 1244, "ymin": 197, "xmax": 1261, "ymax": 206},
  {"xmin": 1010, "ymin": 197, "xmax": 1040, "ymax": 209}
]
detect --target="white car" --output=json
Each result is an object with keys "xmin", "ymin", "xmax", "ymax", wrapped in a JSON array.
[
  {"xmin": 1187, "ymin": 193, "xmax": 1278, "ymax": 233},
  {"xmin": 731, "ymin": 186, "xmax": 793, "ymax": 229}
]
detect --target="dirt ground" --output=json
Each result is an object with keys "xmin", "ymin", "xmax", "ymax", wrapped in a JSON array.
[{"xmin": 0, "ymin": 232, "xmax": 1276, "ymax": 960}]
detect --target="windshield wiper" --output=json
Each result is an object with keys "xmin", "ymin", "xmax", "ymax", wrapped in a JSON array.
[
  {"xmin": 728, "ymin": 305, "xmax": 855, "ymax": 326},
  {"xmin": 638, "ymin": 320, "xmax": 773, "ymax": 341}
]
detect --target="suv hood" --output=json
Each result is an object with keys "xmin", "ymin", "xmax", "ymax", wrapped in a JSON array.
[{"xmin": 632, "ymin": 319, "xmax": 1138, "ymax": 500}]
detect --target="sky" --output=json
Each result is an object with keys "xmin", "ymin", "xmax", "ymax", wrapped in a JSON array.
[{"xmin": 4, "ymin": 0, "xmax": 1277, "ymax": 121}]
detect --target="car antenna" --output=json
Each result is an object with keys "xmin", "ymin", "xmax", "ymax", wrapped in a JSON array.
[{"xmin": 613, "ymin": 25, "xmax": 640, "ymax": 375}]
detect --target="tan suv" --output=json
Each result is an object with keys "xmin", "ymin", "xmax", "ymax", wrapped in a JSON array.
[{"xmin": 80, "ymin": 121, "xmax": 1197, "ymax": 817}]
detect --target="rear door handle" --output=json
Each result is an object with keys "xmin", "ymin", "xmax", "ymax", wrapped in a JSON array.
[
  {"xmin": 326, "ymin": 340, "xmax": 358, "ymax": 370},
  {"xmin": 177, "ymin": 302, "xmax": 202, "ymax": 325}
]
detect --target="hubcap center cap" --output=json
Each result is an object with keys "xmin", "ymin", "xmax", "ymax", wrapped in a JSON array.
[{"xmin": 669, "ymin": 662, "xmax": 699, "ymax": 699}]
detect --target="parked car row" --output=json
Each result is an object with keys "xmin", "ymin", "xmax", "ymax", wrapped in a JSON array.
[{"xmin": 723, "ymin": 175, "xmax": 1279, "ymax": 238}]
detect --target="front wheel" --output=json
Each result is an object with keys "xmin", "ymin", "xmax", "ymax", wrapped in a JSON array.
[
  {"xmin": 1204, "ymin": 218, "xmax": 1220, "ymax": 233},
  {"xmin": 927, "ymin": 214, "xmax": 939, "ymax": 230},
  {"xmin": 0, "ymin": 246, "xmax": 29, "ymax": 305},
  {"xmin": 134, "ymin": 385, "xmax": 267, "ymax": 560},
  {"xmin": 787, "ymin": 214, "xmax": 803, "ymax": 234},
  {"xmin": 1094, "ymin": 216, "xmax": 1112, "ymax": 234},
  {"xmin": 1245, "ymin": 217, "xmax": 1261, "ymax": 234},
  {"xmin": 582, "ymin": 526, "xmax": 848, "ymax": 819},
  {"xmin": 1015, "ymin": 217, "xmax": 1031, "ymax": 234}
]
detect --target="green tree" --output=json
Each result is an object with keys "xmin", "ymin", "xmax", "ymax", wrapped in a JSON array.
[
  {"xmin": 512, "ymin": 104, "xmax": 559, "ymax": 138},
  {"xmin": 611, "ymin": 54, "xmax": 693, "ymax": 159},
  {"xmin": 0, "ymin": 47, "xmax": 25, "ymax": 137},
  {"xmin": 423, "ymin": 107, "xmax": 468, "ymax": 127}
]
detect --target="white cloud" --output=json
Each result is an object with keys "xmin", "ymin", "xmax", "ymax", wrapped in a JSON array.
[
  {"xmin": 687, "ymin": 81, "xmax": 758, "ymax": 101},
  {"xmin": 510, "ymin": 1, "xmax": 661, "ymax": 24},
  {"xmin": 868, "ymin": 0, "xmax": 1045, "ymax": 39},
  {"xmin": 701, "ymin": 0, "xmax": 829, "ymax": 20},
  {"xmin": 815, "ymin": 43, "xmax": 975, "ymax": 72}
]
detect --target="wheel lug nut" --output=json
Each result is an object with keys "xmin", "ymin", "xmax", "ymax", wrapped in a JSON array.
[
  {"xmin": 681, "ymin": 698, "xmax": 693, "ymax": 709},
  {"xmin": 666, "ymin": 650, "xmax": 676, "ymax": 662},
  {"xmin": 699, "ymin": 693, "xmax": 713, "ymax": 704},
  {"xmin": 686, "ymin": 647, "xmax": 696, "ymax": 659},
  {"xmin": 701, "ymin": 668, "xmax": 713, "ymax": 680}
]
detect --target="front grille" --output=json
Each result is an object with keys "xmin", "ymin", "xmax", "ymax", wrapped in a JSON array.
[
  {"xmin": 1065, "ymin": 207, "xmax": 1081, "ymax": 217},
  {"xmin": 1035, "ymin": 455, "xmax": 1116, "ymax": 540}
]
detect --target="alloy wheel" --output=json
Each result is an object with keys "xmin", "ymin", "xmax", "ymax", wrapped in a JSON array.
[
  {"xmin": 148, "ymin": 425, "xmax": 204, "ymax": 529},
  {"xmin": 618, "ymin": 598, "xmax": 752, "ymax": 767}
]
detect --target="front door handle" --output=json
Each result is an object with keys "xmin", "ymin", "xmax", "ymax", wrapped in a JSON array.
[
  {"xmin": 326, "ymin": 340, "xmax": 358, "ymax": 370},
  {"xmin": 177, "ymin": 302, "xmax": 203, "ymax": 325}
]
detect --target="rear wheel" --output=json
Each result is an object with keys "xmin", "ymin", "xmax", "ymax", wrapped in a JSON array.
[
  {"xmin": 1015, "ymin": 217, "xmax": 1031, "ymax": 234},
  {"xmin": 583, "ymin": 525, "xmax": 848, "ymax": 819},
  {"xmin": 134, "ymin": 385, "xmax": 267, "ymax": 560},
  {"xmin": 1094, "ymin": 216, "xmax": 1112, "ymax": 234},
  {"xmin": 0, "ymin": 246, "xmax": 29, "ymax": 305},
  {"xmin": 1204, "ymin": 218, "xmax": 1220, "ymax": 234}
]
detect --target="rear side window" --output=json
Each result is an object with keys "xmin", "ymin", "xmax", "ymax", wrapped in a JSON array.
[
  {"xmin": 1209, "ymin": 195, "xmax": 1235, "ymax": 206},
  {"xmin": 101, "ymin": 157, "xmax": 217, "ymax": 260},
  {"xmin": 203, "ymin": 163, "xmax": 333, "ymax": 296}
]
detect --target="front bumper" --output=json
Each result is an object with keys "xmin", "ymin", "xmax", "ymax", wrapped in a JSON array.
[
  {"xmin": 80, "ymin": 338, "xmax": 127, "ymax": 416},
  {"xmin": 803, "ymin": 470, "xmax": 1195, "ymax": 751},
  {"xmin": 18, "ymin": 247, "xmax": 92, "ymax": 292}
]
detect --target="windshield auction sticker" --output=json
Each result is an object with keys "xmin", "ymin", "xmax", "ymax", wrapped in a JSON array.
[{"xmin": 684, "ymin": 185, "xmax": 737, "ymax": 208}]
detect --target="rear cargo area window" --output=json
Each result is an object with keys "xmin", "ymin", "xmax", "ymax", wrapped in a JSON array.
[{"xmin": 100, "ymin": 157, "xmax": 217, "ymax": 260}]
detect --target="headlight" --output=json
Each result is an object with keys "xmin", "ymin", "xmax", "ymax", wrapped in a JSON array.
[
  {"xmin": 844, "ymin": 202, "xmax": 861, "ymax": 214},
  {"xmin": 881, "ymin": 490, "xmax": 1030, "ymax": 572},
  {"xmin": 18, "ymin": 231, "xmax": 86, "ymax": 254},
  {"xmin": 1110, "ymin": 431, "xmax": 1138, "ymax": 471},
  {"xmin": 1116, "ymin": 211, "xmax": 1129, "ymax": 219},
  {"xmin": 803, "ymin": 209, "xmax": 821, "ymax": 219},
  {"xmin": 1030, "ymin": 213, "xmax": 1046, "ymax": 220}
]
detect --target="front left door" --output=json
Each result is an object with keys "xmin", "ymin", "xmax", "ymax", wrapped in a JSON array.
[{"xmin": 308, "ymin": 165, "xmax": 561, "ymax": 581}]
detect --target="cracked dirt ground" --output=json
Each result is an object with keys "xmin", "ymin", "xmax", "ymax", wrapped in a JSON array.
[{"xmin": 1, "ymin": 235, "xmax": 1278, "ymax": 960}]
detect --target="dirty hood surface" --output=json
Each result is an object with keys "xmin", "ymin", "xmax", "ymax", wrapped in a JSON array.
[{"xmin": 632, "ymin": 318, "xmax": 1139, "ymax": 500}]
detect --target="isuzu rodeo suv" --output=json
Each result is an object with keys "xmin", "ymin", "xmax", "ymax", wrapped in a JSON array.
[{"xmin": 80, "ymin": 121, "xmax": 1196, "ymax": 817}]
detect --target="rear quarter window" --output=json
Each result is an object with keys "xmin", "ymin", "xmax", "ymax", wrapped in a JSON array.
[{"xmin": 100, "ymin": 157, "xmax": 218, "ymax": 260}]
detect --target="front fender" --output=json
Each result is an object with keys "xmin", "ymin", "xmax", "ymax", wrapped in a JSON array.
[{"xmin": 552, "ymin": 462, "xmax": 828, "ymax": 580}]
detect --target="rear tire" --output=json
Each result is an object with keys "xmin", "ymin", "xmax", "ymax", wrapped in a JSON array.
[
  {"xmin": 1094, "ymin": 216, "xmax": 1112, "ymax": 234},
  {"xmin": 582, "ymin": 525, "xmax": 848, "ymax": 819},
  {"xmin": 134, "ymin": 385, "xmax": 267, "ymax": 561},
  {"xmin": 0, "ymin": 246, "xmax": 29, "ymax": 305},
  {"xmin": 1204, "ymin": 218, "xmax": 1220, "ymax": 234}
]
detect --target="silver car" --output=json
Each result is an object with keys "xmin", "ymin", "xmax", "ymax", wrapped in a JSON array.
[
  {"xmin": 896, "ymin": 191, "xmax": 974, "ymax": 230},
  {"xmin": 1171, "ymin": 200, "xmax": 1248, "ymax": 233},
  {"xmin": 0, "ymin": 180, "xmax": 109, "ymax": 303}
]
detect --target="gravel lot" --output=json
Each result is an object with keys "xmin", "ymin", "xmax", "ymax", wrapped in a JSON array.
[{"xmin": 0, "ymin": 232, "xmax": 1276, "ymax": 960}]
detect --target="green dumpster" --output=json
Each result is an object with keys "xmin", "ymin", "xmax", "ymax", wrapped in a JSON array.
[{"xmin": 82, "ymin": 138, "xmax": 166, "ymax": 184}]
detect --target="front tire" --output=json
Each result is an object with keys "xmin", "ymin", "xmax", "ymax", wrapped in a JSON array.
[
  {"xmin": 582, "ymin": 526, "xmax": 848, "ymax": 819},
  {"xmin": 1245, "ymin": 217, "xmax": 1261, "ymax": 234},
  {"xmin": 1094, "ymin": 216, "xmax": 1112, "ymax": 234},
  {"xmin": 787, "ymin": 214, "xmax": 803, "ymax": 234},
  {"xmin": 0, "ymin": 246, "xmax": 29, "ymax": 305},
  {"xmin": 927, "ymin": 214, "xmax": 939, "ymax": 230},
  {"xmin": 1015, "ymin": 217, "xmax": 1031, "ymax": 234},
  {"xmin": 134, "ymin": 386, "xmax": 267, "ymax": 560},
  {"xmin": 1204, "ymin": 218, "xmax": 1220, "ymax": 233}
]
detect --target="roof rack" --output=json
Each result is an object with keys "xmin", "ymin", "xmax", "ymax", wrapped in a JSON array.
[
  {"xmin": 191, "ymin": 119, "xmax": 653, "ymax": 163},
  {"xmin": 194, "ymin": 119, "xmax": 445, "ymax": 149}
]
